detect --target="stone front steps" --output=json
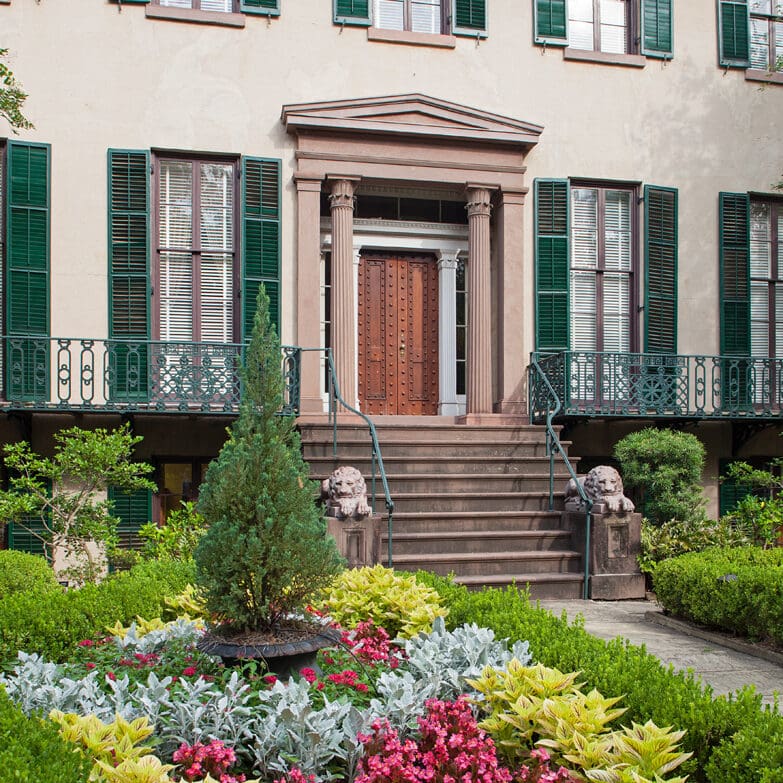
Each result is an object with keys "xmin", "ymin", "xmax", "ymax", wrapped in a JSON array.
[{"xmin": 299, "ymin": 417, "xmax": 584, "ymax": 599}]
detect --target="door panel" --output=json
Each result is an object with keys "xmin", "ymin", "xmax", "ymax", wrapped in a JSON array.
[{"xmin": 359, "ymin": 255, "xmax": 439, "ymax": 415}]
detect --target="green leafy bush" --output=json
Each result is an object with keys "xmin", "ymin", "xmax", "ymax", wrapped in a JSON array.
[
  {"xmin": 0, "ymin": 687, "xmax": 90, "ymax": 783},
  {"xmin": 0, "ymin": 550, "xmax": 60, "ymax": 597},
  {"xmin": 0, "ymin": 558, "xmax": 194, "ymax": 664},
  {"xmin": 614, "ymin": 428, "xmax": 708, "ymax": 526},
  {"xmin": 417, "ymin": 572, "xmax": 775, "ymax": 783},
  {"xmin": 139, "ymin": 502, "xmax": 208, "ymax": 561},
  {"xmin": 319, "ymin": 565, "xmax": 447, "ymax": 638},
  {"xmin": 639, "ymin": 517, "xmax": 751, "ymax": 575},
  {"xmin": 705, "ymin": 708, "xmax": 783, "ymax": 783},
  {"xmin": 653, "ymin": 547, "xmax": 783, "ymax": 645}
]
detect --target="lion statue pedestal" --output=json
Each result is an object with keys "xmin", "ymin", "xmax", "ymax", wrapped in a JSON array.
[
  {"xmin": 563, "ymin": 466, "xmax": 645, "ymax": 600},
  {"xmin": 321, "ymin": 466, "xmax": 381, "ymax": 568}
]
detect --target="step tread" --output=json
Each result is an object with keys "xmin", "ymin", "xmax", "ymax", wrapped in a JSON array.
[
  {"xmin": 391, "ymin": 550, "xmax": 582, "ymax": 563},
  {"xmin": 455, "ymin": 573, "xmax": 585, "ymax": 585}
]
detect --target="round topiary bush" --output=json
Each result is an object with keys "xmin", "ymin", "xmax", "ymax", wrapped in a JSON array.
[{"xmin": 0, "ymin": 550, "xmax": 59, "ymax": 597}]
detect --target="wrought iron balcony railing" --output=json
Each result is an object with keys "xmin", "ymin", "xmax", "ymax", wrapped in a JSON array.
[
  {"xmin": 529, "ymin": 351, "xmax": 783, "ymax": 422},
  {"xmin": 0, "ymin": 337, "xmax": 301, "ymax": 415}
]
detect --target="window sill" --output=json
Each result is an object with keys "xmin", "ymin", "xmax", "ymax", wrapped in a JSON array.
[
  {"xmin": 563, "ymin": 47, "xmax": 646, "ymax": 68},
  {"xmin": 367, "ymin": 27, "xmax": 456, "ymax": 49},
  {"xmin": 745, "ymin": 68, "xmax": 783, "ymax": 85},
  {"xmin": 145, "ymin": 5, "xmax": 245, "ymax": 27}
]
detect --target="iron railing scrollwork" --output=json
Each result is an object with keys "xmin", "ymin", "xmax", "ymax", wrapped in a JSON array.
[{"xmin": 530, "ymin": 351, "xmax": 783, "ymax": 421}]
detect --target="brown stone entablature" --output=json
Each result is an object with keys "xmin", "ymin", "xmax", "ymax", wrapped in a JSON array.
[{"xmin": 282, "ymin": 95, "xmax": 542, "ymax": 415}]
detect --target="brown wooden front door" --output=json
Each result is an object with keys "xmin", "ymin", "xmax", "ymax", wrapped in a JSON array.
[{"xmin": 358, "ymin": 254, "xmax": 439, "ymax": 415}]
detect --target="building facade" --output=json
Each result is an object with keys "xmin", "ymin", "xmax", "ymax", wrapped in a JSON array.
[{"xmin": 1, "ymin": 0, "xmax": 782, "ymax": 552}]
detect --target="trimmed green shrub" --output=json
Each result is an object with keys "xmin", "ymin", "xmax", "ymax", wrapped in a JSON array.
[
  {"xmin": 705, "ymin": 709, "xmax": 783, "ymax": 783},
  {"xmin": 653, "ymin": 547, "xmax": 783, "ymax": 645},
  {"xmin": 416, "ymin": 572, "xmax": 775, "ymax": 783},
  {"xmin": 0, "ymin": 549, "xmax": 60, "ymax": 597},
  {"xmin": 0, "ymin": 687, "xmax": 90, "ymax": 783},
  {"xmin": 0, "ymin": 558, "xmax": 194, "ymax": 664},
  {"xmin": 614, "ymin": 428, "xmax": 708, "ymax": 526}
]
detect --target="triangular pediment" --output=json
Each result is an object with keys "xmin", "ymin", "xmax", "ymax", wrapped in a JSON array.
[{"xmin": 282, "ymin": 94, "xmax": 542, "ymax": 147}]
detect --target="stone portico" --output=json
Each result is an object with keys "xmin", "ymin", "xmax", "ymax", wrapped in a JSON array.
[{"xmin": 282, "ymin": 94, "xmax": 542, "ymax": 418}]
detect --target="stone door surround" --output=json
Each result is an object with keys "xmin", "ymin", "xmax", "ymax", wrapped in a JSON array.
[{"xmin": 283, "ymin": 94, "xmax": 542, "ymax": 417}]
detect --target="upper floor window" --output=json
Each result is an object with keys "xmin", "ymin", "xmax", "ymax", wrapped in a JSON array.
[
  {"xmin": 534, "ymin": 0, "xmax": 673, "ymax": 60},
  {"xmin": 375, "ymin": 0, "xmax": 444, "ymax": 34},
  {"xmin": 333, "ymin": 0, "xmax": 487, "ymax": 39},
  {"xmin": 568, "ymin": 0, "xmax": 630, "ymax": 54},
  {"xmin": 750, "ymin": 0, "xmax": 783, "ymax": 70}
]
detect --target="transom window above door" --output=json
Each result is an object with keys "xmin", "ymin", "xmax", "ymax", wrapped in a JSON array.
[{"xmin": 374, "ymin": 0, "xmax": 444, "ymax": 34}]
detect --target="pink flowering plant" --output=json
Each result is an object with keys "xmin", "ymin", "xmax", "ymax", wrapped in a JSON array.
[
  {"xmin": 68, "ymin": 634, "xmax": 224, "ymax": 687},
  {"xmin": 355, "ymin": 697, "xmax": 515, "ymax": 783},
  {"xmin": 173, "ymin": 739, "xmax": 246, "ymax": 783}
]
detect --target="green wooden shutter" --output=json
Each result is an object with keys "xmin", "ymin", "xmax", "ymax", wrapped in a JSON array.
[
  {"xmin": 241, "ymin": 0, "xmax": 280, "ymax": 16},
  {"xmin": 644, "ymin": 185, "xmax": 678, "ymax": 353},
  {"xmin": 452, "ymin": 0, "xmax": 487, "ymax": 36},
  {"xmin": 641, "ymin": 0, "xmax": 673, "ymax": 58},
  {"xmin": 534, "ymin": 0, "xmax": 568, "ymax": 46},
  {"xmin": 242, "ymin": 157, "xmax": 281, "ymax": 340},
  {"xmin": 108, "ymin": 149, "xmax": 150, "ymax": 401},
  {"xmin": 333, "ymin": 0, "xmax": 371, "ymax": 26},
  {"xmin": 718, "ymin": 0, "xmax": 750, "ymax": 67},
  {"xmin": 6, "ymin": 141, "xmax": 50, "ymax": 402},
  {"xmin": 108, "ymin": 486, "xmax": 152, "ymax": 550},
  {"xmin": 535, "ymin": 179, "xmax": 570, "ymax": 351},
  {"xmin": 720, "ymin": 192, "xmax": 751, "ymax": 356}
]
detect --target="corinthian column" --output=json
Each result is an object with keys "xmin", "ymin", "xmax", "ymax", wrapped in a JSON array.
[
  {"xmin": 328, "ymin": 177, "xmax": 360, "ymax": 409},
  {"xmin": 465, "ymin": 186, "xmax": 493, "ymax": 414}
]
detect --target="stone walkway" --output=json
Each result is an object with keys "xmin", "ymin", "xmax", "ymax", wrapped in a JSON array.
[{"xmin": 536, "ymin": 598, "xmax": 783, "ymax": 708}]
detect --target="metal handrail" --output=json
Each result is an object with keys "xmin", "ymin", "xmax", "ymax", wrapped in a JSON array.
[
  {"xmin": 529, "ymin": 354, "xmax": 592, "ymax": 601},
  {"xmin": 324, "ymin": 349, "xmax": 395, "ymax": 568}
]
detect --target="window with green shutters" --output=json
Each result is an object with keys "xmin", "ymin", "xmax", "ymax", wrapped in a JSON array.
[
  {"xmin": 5, "ymin": 140, "xmax": 50, "ymax": 403},
  {"xmin": 533, "ymin": 0, "xmax": 673, "ymax": 58},
  {"xmin": 108, "ymin": 149, "xmax": 150, "ymax": 402},
  {"xmin": 718, "ymin": 0, "xmax": 751, "ymax": 66},
  {"xmin": 644, "ymin": 186, "xmax": 678, "ymax": 353},
  {"xmin": 108, "ymin": 486, "xmax": 152, "ymax": 550},
  {"xmin": 336, "ymin": 0, "xmax": 486, "ymax": 36},
  {"xmin": 535, "ymin": 178, "xmax": 678, "ymax": 356},
  {"xmin": 242, "ymin": 157, "xmax": 281, "ymax": 339}
]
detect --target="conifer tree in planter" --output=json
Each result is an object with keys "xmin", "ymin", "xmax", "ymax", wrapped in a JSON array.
[{"xmin": 194, "ymin": 288, "xmax": 343, "ymax": 672}]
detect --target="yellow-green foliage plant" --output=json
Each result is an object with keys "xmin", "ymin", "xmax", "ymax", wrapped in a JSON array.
[
  {"xmin": 467, "ymin": 663, "xmax": 690, "ymax": 782},
  {"xmin": 318, "ymin": 565, "xmax": 447, "ymax": 637},
  {"xmin": 49, "ymin": 711, "xmax": 155, "ymax": 779}
]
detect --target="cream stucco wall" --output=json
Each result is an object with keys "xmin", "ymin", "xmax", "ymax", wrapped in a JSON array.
[{"xmin": 2, "ymin": 0, "xmax": 780, "ymax": 358}]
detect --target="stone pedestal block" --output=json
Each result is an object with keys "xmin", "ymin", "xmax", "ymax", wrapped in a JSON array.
[
  {"xmin": 326, "ymin": 515, "xmax": 381, "ymax": 568},
  {"xmin": 564, "ymin": 511, "xmax": 645, "ymax": 600}
]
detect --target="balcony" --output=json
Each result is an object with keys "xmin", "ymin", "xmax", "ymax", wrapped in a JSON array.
[
  {"xmin": 529, "ymin": 351, "xmax": 783, "ymax": 422},
  {"xmin": 0, "ymin": 337, "xmax": 302, "ymax": 416}
]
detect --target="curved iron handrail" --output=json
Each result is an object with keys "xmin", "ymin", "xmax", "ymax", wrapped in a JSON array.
[
  {"xmin": 529, "ymin": 354, "xmax": 592, "ymax": 600},
  {"xmin": 324, "ymin": 349, "xmax": 395, "ymax": 568}
]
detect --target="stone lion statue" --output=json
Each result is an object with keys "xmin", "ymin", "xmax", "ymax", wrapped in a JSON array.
[
  {"xmin": 321, "ymin": 466, "xmax": 372, "ymax": 520},
  {"xmin": 564, "ymin": 465, "xmax": 635, "ymax": 513}
]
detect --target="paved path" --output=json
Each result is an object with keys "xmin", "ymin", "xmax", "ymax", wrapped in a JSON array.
[{"xmin": 536, "ymin": 598, "xmax": 783, "ymax": 708}]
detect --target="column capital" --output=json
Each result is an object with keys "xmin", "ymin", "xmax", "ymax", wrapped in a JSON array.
[
  {"xmin": 465, "ymin": 186, "xmax": 493, "ymax": 218},
  {"xmin": 328, "ymin": 177, "xmax": 359, "ymax": 210},
  {"xmin": 436, "ymin": 249, "xmax": 461, "ymax": 270},
  {"xmin": 294, "ymin": 173, "xmax": 324, "ymax": 193}
]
